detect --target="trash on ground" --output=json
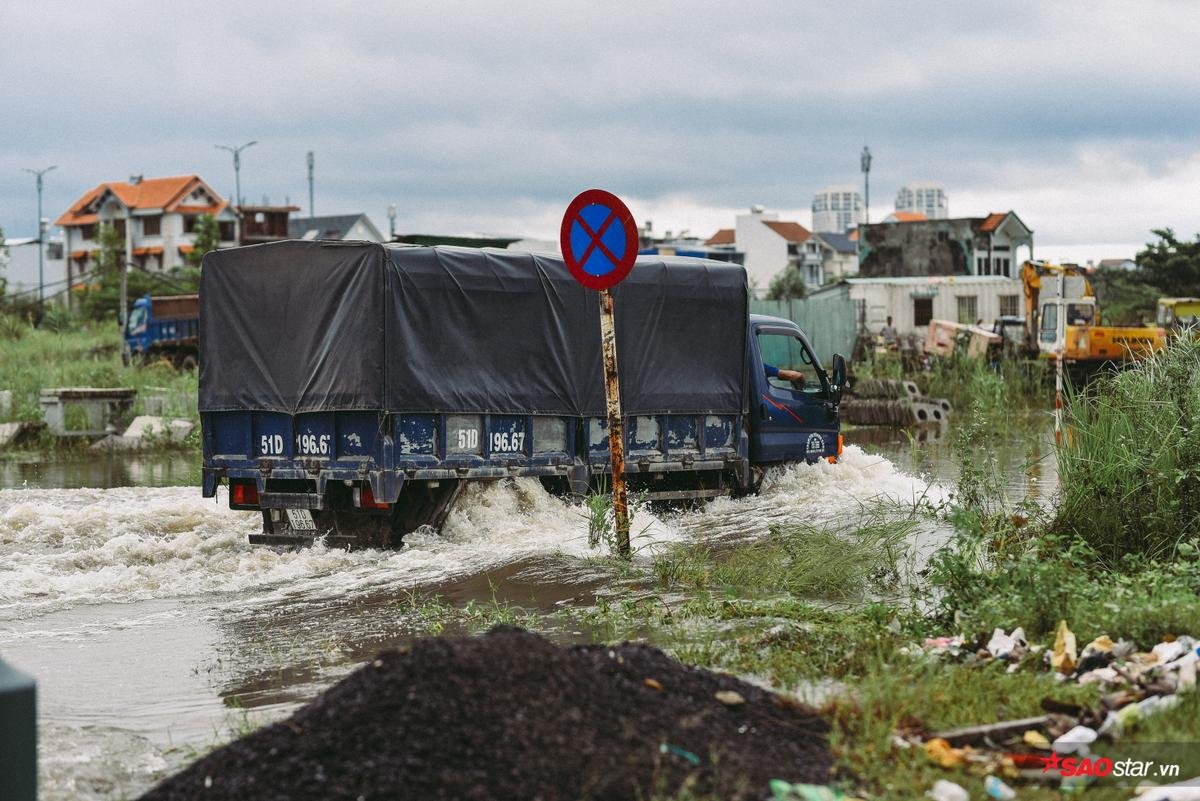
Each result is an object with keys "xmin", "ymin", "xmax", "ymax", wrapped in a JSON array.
[
  {"xmin": 984, "ymin": 774, "xmax": 1017, "ymax": 800},
  {"xmin": 926, "ymin": 779, "xmax": 970, "ymax": 801},
  {"xmin": 898, "ymin": 623, "xmax": 1198, "ymax": 789}
]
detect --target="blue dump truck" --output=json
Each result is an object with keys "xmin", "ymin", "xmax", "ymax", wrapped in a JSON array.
[
  {"xmin": 199, "ymin": 241, "xmax": 845, "ymax": 548},
  {"xmin": 123, "ymin": 293, "xmax": 201, "ymax": 369}
]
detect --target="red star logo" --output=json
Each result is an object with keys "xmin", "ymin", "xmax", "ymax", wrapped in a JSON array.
[{"xmin": 1041, "ymin": 752, "xmax": 1062, "ymax": 774}]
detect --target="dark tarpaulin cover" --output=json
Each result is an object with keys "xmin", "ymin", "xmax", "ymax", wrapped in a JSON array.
[{"xmin": 199, "ymin": 241, "xmax": 747, "ymax": 417}]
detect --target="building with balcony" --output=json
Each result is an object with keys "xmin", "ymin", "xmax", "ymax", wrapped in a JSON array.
[{"xmin": 55, "ymin": 175, "xmax": 237, "ymax": 290}]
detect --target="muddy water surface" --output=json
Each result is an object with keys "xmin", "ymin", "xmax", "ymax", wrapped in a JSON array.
[{"xmin": 0, "ymin": 419, "xmax": 1055, "ymax": 800}]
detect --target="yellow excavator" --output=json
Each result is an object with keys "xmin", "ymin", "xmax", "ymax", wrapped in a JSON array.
[
  {"xmin": 1021, "ymin": 261, "xmax": 1165, "ymax": 376},
  {"xmin": 1156, "ymin": 297, "xmax": 1200, "ymax": 336}
]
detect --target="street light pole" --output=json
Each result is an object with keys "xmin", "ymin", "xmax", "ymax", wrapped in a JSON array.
[
  {"xmin": 860, "ymin": 146, "xmax": 872, "ymax": 226},
  {"xmin": 22, "ymin": 165, "xmax": 57, "ymax": 325},
  {"xmin": 216, "ymin": 140, "xmax": 257, "ymax": 243}
]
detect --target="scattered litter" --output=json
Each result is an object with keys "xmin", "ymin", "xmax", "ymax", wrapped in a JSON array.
[
  {"xmin": 1052, "ymin": 620, "xmax": 1078, "ymax": 675},
  {"xmin": 924, "ymin": 737, "xmax": 966, "ymax": 768},
  {"xmin": 660, "ymin": 742, "xmax": 700, "ymax": 766},
  {"xmin": 716, "ymin": 690, "xmax": 746, "ymax": 706},
  {"xmin": 1051, "ymin": 724, "xmax": 1097, "ymax": 755},
  {"xmin": 898, "ymin": 622, "xmax": 1199, "ymax": 793},
  {"xmin": 1134, "ymin": 779, "xmax": 1200, "ymax": 800},
  {"xmin": 1022, "ymin": 729, "xmax": 1050, "ymax": 750},
  {"xmin": 769, "ymin": 779, "xmax": 861, "ymax": 801},
  {"xmin": 644, "ymin": 677, "xmax": 663, "ymax": 691},
  {"xmin": 984, "ymin": 775, "xmax": 1016, "ymax": 800},
  {"xmin": 926, "ymin": 779, "xmax": 969, "ymax": 801}
]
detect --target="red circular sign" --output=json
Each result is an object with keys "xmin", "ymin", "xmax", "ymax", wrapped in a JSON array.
[{"xmin": 559, "ymin": 188, "xmax": 639, "ymax": 291}]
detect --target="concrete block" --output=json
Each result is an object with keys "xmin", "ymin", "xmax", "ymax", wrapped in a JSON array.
[
  {"xmin": 0, "ymin": 422, "xmax": 26, "ymax": 448},
  {"xmin": 122, "ymin": 415, "xmax": 169, "ymax": 440},
  {"xmin": 168, "ymin": 419, "xmax": 195, "ymax": 440}
]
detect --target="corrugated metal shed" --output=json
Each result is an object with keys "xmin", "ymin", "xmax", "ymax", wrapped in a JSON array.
[{"xmin": 750, "ymin": 282, "xmax": 855, "ymax": 366}]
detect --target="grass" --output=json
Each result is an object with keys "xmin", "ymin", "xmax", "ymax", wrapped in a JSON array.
[
  {"xmin": 1054, "ymin": 336, "xmax": 1200, "ymax": 563},
  {"xmin": 0, "ymin": 311, "xmax": 198, "ymax": 454},
  {"xmin": 854, "ymin": 351, "xmax": 1049, "ymax": 420}
]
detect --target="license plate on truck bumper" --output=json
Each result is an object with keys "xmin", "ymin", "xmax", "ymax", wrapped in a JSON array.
[{"xmin": 285, "ymin": 509, "xmax": 316, "ymax": 531}]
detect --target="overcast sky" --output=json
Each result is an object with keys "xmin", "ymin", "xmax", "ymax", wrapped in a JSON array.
[{"xmin": 3, "ymin": 0, "xmax": 1199, "ymax": 263}]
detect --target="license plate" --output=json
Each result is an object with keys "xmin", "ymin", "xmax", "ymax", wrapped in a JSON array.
[{"xmin": 285, "ymin": 508, "xmax": 316, "ymax": 531}]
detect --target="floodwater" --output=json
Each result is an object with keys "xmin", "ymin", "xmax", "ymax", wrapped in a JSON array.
[{"xmin": 0, "ymin": 416, "xmax": 1055, "ymax": 800}]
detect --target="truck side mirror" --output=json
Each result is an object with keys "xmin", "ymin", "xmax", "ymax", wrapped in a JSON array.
[{"xmin": 830, "ymin": 353, "xmax": 847, "ymax": 402}]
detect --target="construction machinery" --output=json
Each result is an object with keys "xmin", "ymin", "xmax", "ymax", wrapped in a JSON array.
[
  {"xmin": 1021, "ymin": 261, "xmax": 1165, "ymax": 379},
  {"xmin": 1156, "ymin": 297, "xmax": 1200, "ymax": 336}
]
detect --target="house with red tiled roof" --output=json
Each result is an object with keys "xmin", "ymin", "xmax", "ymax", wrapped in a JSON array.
[
  {"xmin": 857, "ymin": 211, "xmax": 1033, "ymax": 279},
  {"xmin": 56, "ymin": 174, "xmax": 238, "ymax": 288},
  {"xmin": 727, "ymin": 206, "xmax": 817, "ymax": 295}
]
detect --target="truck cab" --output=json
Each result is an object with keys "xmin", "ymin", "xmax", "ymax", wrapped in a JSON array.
[
  {"xmin": 749, "ymin": 314, "xmax": 842, "ymax": 464},
  {"xmin": 122, "ymin": 293, "xmax": 200, "ymax": 369}
]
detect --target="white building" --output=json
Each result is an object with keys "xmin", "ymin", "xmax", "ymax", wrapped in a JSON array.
[
  {"xmin": 1, "ymin": 235, "xmax": 66, "ymax": 296},
  {"xmin": 811, "ymin": 185, "xmax": 863, "ymax": 234},
  {"xmin": 731, "ymin": 206, "xmax": 813, "ymax": 295},
  {"xmin": 56, "ymin": 175, "xmax": 238, "ymax": 289},
  {"xmin": 848, "ymin": 275, "xmax": 1023, "ymax": 337},
  {"xmin": 287, "ymin": 213, "xmax": 385, "ymax": 242},
  {"xmin": 895, "ymin": 182, "xmax": 948, "ymax": 220},
  {"xmin": 812, "ymin": 232, "xmax": 858, "ymax": 281}
]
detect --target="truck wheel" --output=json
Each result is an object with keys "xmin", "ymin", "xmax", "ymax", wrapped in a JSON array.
[{"xmin": 177, "ymin": 354, "xmax": 199, "ymax": 372}]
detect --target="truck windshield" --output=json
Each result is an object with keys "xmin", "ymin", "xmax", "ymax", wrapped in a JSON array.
[
  {"xmin": 757, "ymin": 331, "xmax": 824, "ymax": 395},
  {"xmin": 126, "ymin": 305, "xmax": 148, "ymax": 335}
]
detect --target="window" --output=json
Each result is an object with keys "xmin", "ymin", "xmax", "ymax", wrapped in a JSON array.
[
  {"xmin": 1066, "ymin": 303, "xmax": 1094, "ymax": 325},
  {"xmin": 757, "ymin": 331, "xmax": 824, "ymax": 395},
  {"xmin": 854, "ymin": 299, "xmax": 867, "ymax": 329},
  {"xmin": 1040, "ymin": 303, "xmax": 1058, "ymax": 343},
  {"xmin": 80, "ymin": 224, "xmax": 96, "ymax": 239},
  {"xmin": 219, "ymin": 221, "xmax": 236, "ymax": 241},
  {"xmin": 999, "ymin": 257, "xmax": 1011, "ymax": 276},
  {"xmin": 999, "ymin": 294, "xmax": 1019, "ymax": 317},
  {"xmin": 183, "ymin": 215, "xmax": 198, "ymax": 233},
  {"xmin": 976, "ymin": 256, "xmax": 988, "ymax": 275},
  {"xmin": 142, "ymin": 215, "xmax": 161, "ymax": 236},
  {"xmin": 914, "ymin": 297, "xmax": 933, "ymax": 326},
  {"xmin": 957, "ymin": 295, "xmax": 978, "ymax": 325}
]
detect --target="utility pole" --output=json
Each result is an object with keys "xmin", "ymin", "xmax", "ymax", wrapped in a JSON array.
[
  {"xmin": 306, "ymin": 151, "xmax": 315, "ymax": 221},
  {"xmin": 387, "ymin": 204, "xmax": 397, "ymax": 240},
  {"xmin": 21, "ymin": 165, "xmax": 56, "ymax": 325},
  {"xmin": 860, "ymin": 145, "xmax": 872, "ymax": 226},
  {"xmin": 216, "ymin": 140, "xmax": 257, "ymax": 243}
]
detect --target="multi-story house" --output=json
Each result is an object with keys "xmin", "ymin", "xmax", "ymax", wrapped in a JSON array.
[{"xmin": 55, "ymin": 175, "xmax": 238, "ymax": 290}]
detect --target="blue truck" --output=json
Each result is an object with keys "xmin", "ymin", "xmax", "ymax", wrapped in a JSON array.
[
  {"xmin": 122, "ymin": 293, "xmax": 201, "ymax": 370},
  {"xmin": 199, "ymin": 241, "xmax": 844, "ymax": 548}
]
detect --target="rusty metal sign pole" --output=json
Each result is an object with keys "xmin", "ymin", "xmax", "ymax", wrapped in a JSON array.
[
  {"xmin": 598, "ymin": 288, "xmax": 631, "ymax": 557},
  {"xmin": 1054, "ymin": 270, "xmax": 1065, "ymax": 446}
]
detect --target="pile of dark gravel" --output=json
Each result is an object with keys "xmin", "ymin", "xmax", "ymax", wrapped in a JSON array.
[{"xmin": 141, "ymin": 627, "xmax": 833, "ymax": 801}]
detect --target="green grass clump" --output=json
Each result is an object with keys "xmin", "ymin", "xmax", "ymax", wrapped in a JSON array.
[
  {"xmin": 1055, "ymin": 336, "xmax": 1200, "ymax": 563},
  {"xmin": 0, "ymin": 313, "xmax": 199, "ymax": 452},
  {"xmin": 652, "ymin": 510, "xmax": 917, "ymax": 602}
]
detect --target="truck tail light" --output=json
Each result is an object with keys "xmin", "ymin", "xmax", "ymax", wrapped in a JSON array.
[
  {"xmin": 231, "ymin": 480, "xmax": 259, "ymax": 507},
  {"xmin": 354, "ymin": 484, "xmax": 389, "ymax": 509}
]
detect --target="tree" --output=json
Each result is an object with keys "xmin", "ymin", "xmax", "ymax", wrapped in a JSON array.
[
  {"xmin": 186, "ymin": 214, "xmax": 221, "ymax": 268},
  {"xmin": 766, "ymin": 266, "xmax": 807, "ymax": 301},
  {"xmin": 79, "ymin": 222, "xmax": 130, "ymax": 321},
  {"xmin": 1136, "ymin": 228, "xmax": 1200, "ymax": 298}
]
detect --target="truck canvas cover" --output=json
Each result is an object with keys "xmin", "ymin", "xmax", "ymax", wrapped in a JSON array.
[{"xmin": 199, "ymin": 241, "xmax": 748, "ymax": 417}]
